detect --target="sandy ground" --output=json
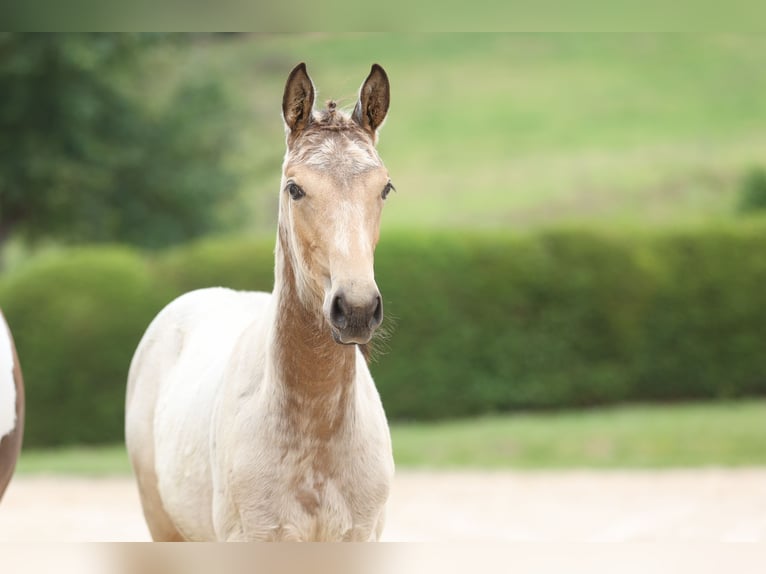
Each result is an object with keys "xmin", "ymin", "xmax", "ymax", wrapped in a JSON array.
[{"xmin": 1, "ymin": 469, "xmax": 766, "ymax": 542}]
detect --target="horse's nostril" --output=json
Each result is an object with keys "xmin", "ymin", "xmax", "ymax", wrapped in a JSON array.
[
  {"xmin": 370, "ymin": 295, "xmax": 383, "ymax": 328},
  {"xmin": 330, "ymin": 294, "xmax": 348, "ymax": 329}
]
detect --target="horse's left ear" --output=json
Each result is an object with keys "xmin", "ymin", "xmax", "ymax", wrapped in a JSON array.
[{"xmin": 353, "ymin": 64, "xmax": 390, "ymax": 141}]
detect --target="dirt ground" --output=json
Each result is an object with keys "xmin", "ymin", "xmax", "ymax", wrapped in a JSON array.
[{"xmin": 1, "ymin": 469, "xmax": 766, "ymax": 542}]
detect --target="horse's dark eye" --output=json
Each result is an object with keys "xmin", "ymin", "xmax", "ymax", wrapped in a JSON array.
[
  {"xmin": 382, "ymin": 182, "xmax": 395, "ymax": 200},
  {"xmin": 287, "ymin": 182, "xmax": 305, "ymax": 200}
]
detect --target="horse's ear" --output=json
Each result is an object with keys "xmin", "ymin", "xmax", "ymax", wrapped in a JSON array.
[
  {"xmin": 282, "ymin": 62, "xmax": 315, "ymax": 134},
  {"xmin": 353, "ymin": 64, "xmax": 390, "ymax": 141}
]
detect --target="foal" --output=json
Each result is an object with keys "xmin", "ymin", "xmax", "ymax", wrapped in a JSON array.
[{"xmin": 126, "ymin": 63, "xmax": 395, "ymax": 541}]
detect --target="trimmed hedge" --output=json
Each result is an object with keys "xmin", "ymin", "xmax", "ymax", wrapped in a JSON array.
[
  {"xmin": 0, "ymin": 247, "xmax": 172, "ymax": 446},
  {"xmin": 2, "ymin": 224, "xmax": 766, "ymax": 445},
  {"xmin": 156, "ymin": 235, "xmax": 275, "ymax": 295},
  {"xmin": 375, "ymin": 226, "xmax": 766, "ymax": 418}
]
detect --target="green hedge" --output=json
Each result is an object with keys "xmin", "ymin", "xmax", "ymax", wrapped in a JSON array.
[
  {"xmin": 156, "ymin": 235, "xmax": 275, "ymax": 295},
  {"xmin": 375, "ymin": 226, "xmax": 766, "ymax": 418},
  {"xmin": 0, "ymin": 247, "xmax": 172, "ymax": 446},
  {"xmin": 2, "ymin": 225, "xmax": 766, "ymax": 445}
]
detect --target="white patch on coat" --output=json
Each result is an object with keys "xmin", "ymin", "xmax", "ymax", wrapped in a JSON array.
[
  {"xmin": 334, "ymin": 200, "xmax": 365, "ymax": 258},
  {"xmin": 0, "ymin": 316, "xmax": 17, "ymax": 440}
]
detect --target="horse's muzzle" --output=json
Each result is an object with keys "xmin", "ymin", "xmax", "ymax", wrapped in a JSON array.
[{"xmin": 327, "ymin": 289, "xmax": 382, "ymax": 344}]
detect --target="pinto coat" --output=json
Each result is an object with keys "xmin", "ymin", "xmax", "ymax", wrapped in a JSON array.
[
  {"xmin": 126, "ymin": 63, "xmax": 395, "ymax": 541},
  {"xmin": 0, "ymin": 310, "xmax": 24, "ymax": 502}
]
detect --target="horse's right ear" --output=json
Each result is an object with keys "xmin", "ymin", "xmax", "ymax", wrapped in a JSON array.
[{"xmin": 282, "ymin": 63, "xmax": 315, "ymax": 134}]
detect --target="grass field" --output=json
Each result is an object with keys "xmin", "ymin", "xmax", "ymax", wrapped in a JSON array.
[
  {"xmin": 147, "ymin": 34, "xmax": 766, "ymax": 232},
  {"xmin": 16, "ymin": 400, "xmax": 766, "ymax": 475},
  {"xmin": 392, "ymin": 400, "xmax": 766, "ymax": 469}
]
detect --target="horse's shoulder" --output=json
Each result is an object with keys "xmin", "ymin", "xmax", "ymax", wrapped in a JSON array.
[
  {"xmin": 152, "ymin": 288, "xmax": 270, "ymax": 331},
  {"xmin": 168, "ymin": 287, "xmax": 270, "ymax": 313}
]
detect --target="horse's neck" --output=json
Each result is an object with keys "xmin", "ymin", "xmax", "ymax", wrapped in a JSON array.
[{"xmin": 267, "ymin": 233, "xmax": 357, "ymax": 436}]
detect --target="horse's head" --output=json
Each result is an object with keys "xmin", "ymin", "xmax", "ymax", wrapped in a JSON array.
[{"xmin": 279, "ymin": 63, "xmax": 393, "ymax": 345}]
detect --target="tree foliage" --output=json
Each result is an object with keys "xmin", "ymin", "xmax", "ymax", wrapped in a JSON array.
[{"xmin": 0, "ymin": 33, "xmax": 239, "ymax": 248}]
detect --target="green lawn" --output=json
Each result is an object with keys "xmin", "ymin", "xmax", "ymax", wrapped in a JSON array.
[
  {"xmin": 16, "ymin": 400, "xmax": 766, "ymax": 475},
  {"xmin": 149, "ymin": 34, "xmax": 766, "ymax": 232},
  {"xmin": 392, "ymin": 400, "xmax": 766, "ymax": 469},
  {"xmin": 17, "ymin": 444, "xmax": 133, "ymax": 476}
]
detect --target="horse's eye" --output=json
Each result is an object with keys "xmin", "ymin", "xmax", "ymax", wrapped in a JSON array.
[
  {"xmin": 287, "ymin": 182, "xmax": 305, "ymax": 200},
  {"xmin": 381, "ymin": 182, "xmax": 395, "ymax": 200}
]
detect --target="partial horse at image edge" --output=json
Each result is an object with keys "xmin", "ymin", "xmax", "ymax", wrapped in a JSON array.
[{"xmin": 0, "ymin": 310, "xmax": 24, "ymax": 503}]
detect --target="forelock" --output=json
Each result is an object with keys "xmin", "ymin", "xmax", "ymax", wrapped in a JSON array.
[{"xmin": 287, "ymin": 105, "xmax": 381, "ymax": 177}]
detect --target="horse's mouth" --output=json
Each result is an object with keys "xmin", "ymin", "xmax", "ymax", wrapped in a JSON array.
[{"xmin": 331, "ymin": 327, "xmax": 372, "ymax": 346}]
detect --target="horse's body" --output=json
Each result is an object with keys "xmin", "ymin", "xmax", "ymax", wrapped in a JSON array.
[
  {"xmin": 126, "ymin": 64, "xmax": 395, "ymax": 541},
  {"xmin": 0, "ymin": 310, "xmax": 24, "ymax": 503}
]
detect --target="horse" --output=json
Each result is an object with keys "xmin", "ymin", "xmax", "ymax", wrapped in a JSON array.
[
  {"xmin": 0, "ymin": 309, "xmax": 24, "ymax": 503},
  {"xmin": 126, "ymin": 63, "xmax": 396, "ymax": 541}
]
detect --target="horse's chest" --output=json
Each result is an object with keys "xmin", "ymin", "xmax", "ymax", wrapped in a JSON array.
[
  {"xmin": 272, "ymin": 473, "xmax": 360, "ymax": 541},
  {"xmin": 232, "ymin": 443, "xmax": 391, "ymax": 541}
]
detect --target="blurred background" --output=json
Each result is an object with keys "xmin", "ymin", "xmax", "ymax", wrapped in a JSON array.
[{"xmin": 1, "ymin": 34, "xmax": 765, "ymax": 537}]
